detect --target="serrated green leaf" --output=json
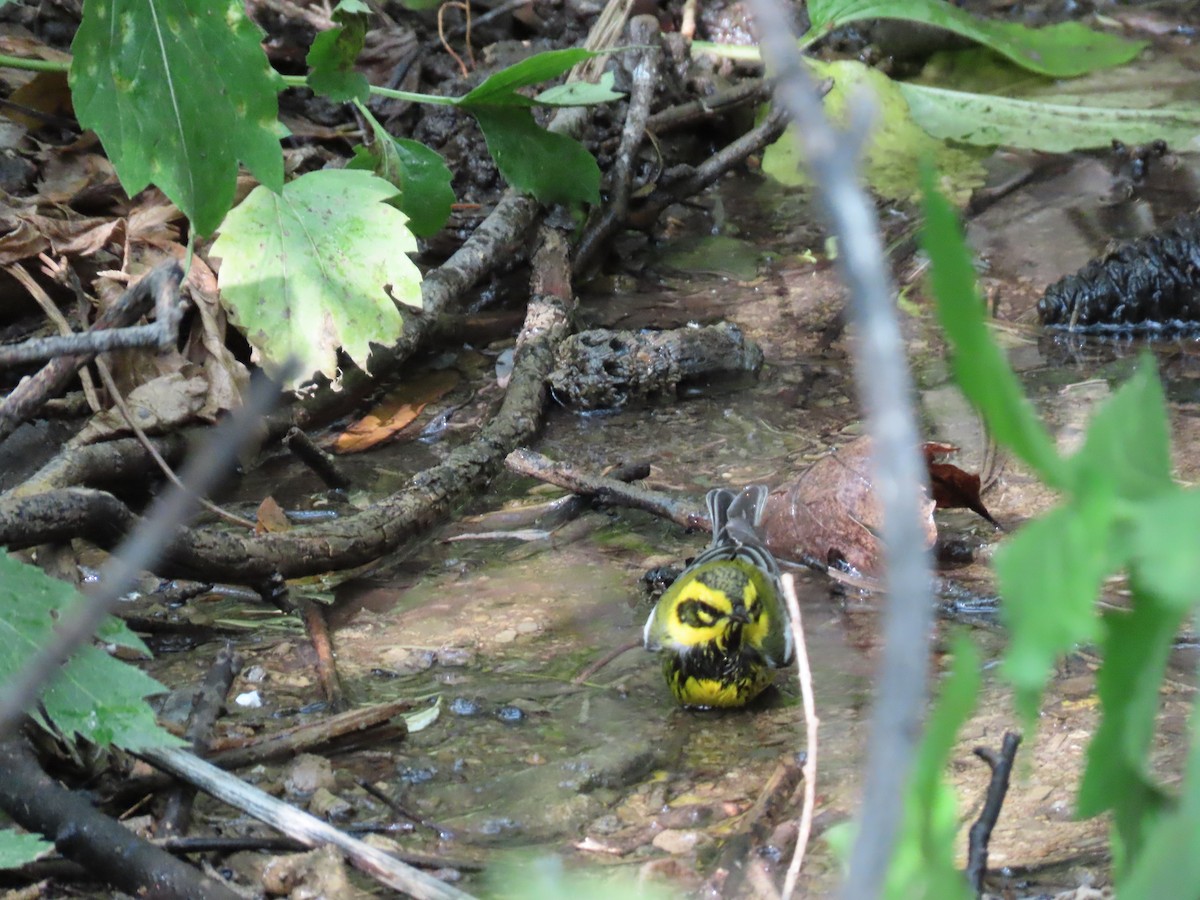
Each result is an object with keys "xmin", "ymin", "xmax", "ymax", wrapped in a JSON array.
[
  {"xmin": 764, "ymin": 60, "xmax": 986, "ymax": 206},
  {"xmin": 920, "ymin": 172, "xmax": 1067, "ymax": 486},
  {"xmin": 886, "ymin": 635, "xmax": 977, "ymax": 900},
  {"xmin": 996, "ymin": 495, "xmax": 1122, "ymax": 722},
  {"xmin": 0, "ymin": 553, "xmax": 182, "ymax": 751},
  {"xmin": 1129, "ymin": 490, "xmax": 1200, "ymax": 608},
  {"xmin": 804, "ymin": 0, "xmax": 1145, "ymax": 77},
  {"xmin": 211, "ymin": 169, "xmax": 422, "ymax": 388},
  {"xmin": 70, "ymin": 0, "xmax": 283, "ymax": 236},
  {"xmin": 348, "ymin": 116, "xmax": 454, "ymax": 237},
  {"xmin": 471, "ymin": 107, "xmax": 600, "ymax": 207},
  {"xmin": 0, "ymin": 830, "xmax": 53, "ymax": 869},
  {"xmin": 535, "ymin": 72, "xmax": 624, "ymax": 107},
  {"xmin": 459, "ymin": 48, "xmax": 598, "ymax": 107},
  {"xmin": 1077, "ymin": 595, "xmax": 1182, "ymax": 869},
  {"xmin": 306, "ymin": 0, "xmax": 370, "ymax": 103},
  {"xmin": 1068, "ymin": 356, "xmax": 1172, "ymax": 502},
  {"xmin": 900, "ymin": 82, "xmax": 1200, "ymax": 153}
]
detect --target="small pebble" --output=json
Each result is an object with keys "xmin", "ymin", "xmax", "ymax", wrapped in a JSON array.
[
  {"xmin": 449, "ymin": 697, "xmax": 482, "ymax": 716},
  {"xmin": 496, "ymin": 705, "xmax": 525, "ymax": 724}
]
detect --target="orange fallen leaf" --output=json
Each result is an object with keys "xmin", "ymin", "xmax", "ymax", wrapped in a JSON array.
[
  {"xmin": 256, "ymin": 496, "xmax": 291, "ymax": 534},
  {"xmin": 333, "ymin": 369, "xmax": 460, "ymax": 454}
]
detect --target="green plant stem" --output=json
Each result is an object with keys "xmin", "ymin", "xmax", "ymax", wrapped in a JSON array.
[
  {"xmin": 278, "ymin": 74, "xmax": 458, "ymax": 106},
  {"xmin": 0, "ymin": 53, "xmax": 69, "ymax": 73}
]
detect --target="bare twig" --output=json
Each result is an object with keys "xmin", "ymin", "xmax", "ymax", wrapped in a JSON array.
[
  {"xmin": 283, "ymin": 426, "xmax": 351, "ymax": 490},
  {"xmin": 966, "ymin": 732, "xmax": 1021, "ymax": 895},
  {"xmin": 505, "ymin": 447, "xmax": 708, "ymax": 530},
  {"xmin": 138, "ymin": 745, "xmax": 476, "ymax": 900},
  {"xmin": 157, "ymin": 643, "xmax": 243, "ymax": 837},
  {"xmin": 780, "ymin": 573, "xmax": 819, "ymax": 900},
  {"xmin": 436, "ymin": 1, "xmax": 473, "ymax": 76},
  {"xmin": 0, "ymin": 365, "xmax": 291, "ymax": 741},
  {"xmin": 0, "ymin": 260, "xmax": 183, "ymax": 442},
  {"xmin": 744, "ymin": 0, "xmax": 936, "ymax": 896}
]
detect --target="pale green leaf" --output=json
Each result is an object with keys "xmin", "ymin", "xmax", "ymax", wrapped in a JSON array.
[
  {"xmin": 805, "ymin": 0, "xmax": 1145, "ymax": 77},
  {"xmin": 70, "ymin": 0, "xmax": 283, "ymax": 236},
  {"xmin": 0, "ymin": 830, "xmax": 53, "ymax": 869},
  {"xmin": 535, "ymin": 72, "xmax": 624, "ymax": 107},
  {"xmin": 211, "ymin": 169, "xmax": 422, "ymax": 388},
  {"xmin": 900, "ymin": 82, "xmax": 1200, "ymax": 152},
  {"xmin": 763, "ymin": 60, "xmax": 986, "ymax": 206}
]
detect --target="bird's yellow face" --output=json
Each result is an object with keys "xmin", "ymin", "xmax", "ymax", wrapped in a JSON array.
[{"xmin": 658, "ymin": 561, "xmax": 770, "ymax": 655}]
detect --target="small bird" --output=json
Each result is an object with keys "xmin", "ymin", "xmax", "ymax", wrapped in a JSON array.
[{"xmin": 643, "ymin": 485, "xmax": 794, "ymax": 708}]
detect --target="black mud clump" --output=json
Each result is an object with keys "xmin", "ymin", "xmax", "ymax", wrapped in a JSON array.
[{"xmin": 1037, "ymin": 211, "xmax": 1200, "ymax": 332}]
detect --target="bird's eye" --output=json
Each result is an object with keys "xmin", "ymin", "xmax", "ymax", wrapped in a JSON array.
[{"xmin": 678, "ymin": 599, "xmax": 720, "ymax": 628}]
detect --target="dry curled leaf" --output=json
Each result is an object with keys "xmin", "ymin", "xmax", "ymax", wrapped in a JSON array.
[
  {"xmin": 759, "ymin": 435, "xmax": 937, "ymax": 574},
  {"xmin": 256, "ymin": 496, "xmax": 292, "ymax": 534}
]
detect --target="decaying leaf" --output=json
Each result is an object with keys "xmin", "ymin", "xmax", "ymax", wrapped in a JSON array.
[
  {"xmin": 256, "ymin": 496, "xmax": 292, "ymax": 534},
  {"xmin": 332, "ymin": 369, "xmax": 460, "ymax": 454},
  {"xmin": 71, "ymin": 372, "xmax": 209, "ymax": 446},
  {"xmin": 759, "ymin": 435, "xmax": 937, "ymax": 574}
]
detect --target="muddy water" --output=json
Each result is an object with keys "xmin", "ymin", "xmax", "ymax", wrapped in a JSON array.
[{"xmin": 146, "ymin": 150, "xmax": 1200, "ymax": 897}]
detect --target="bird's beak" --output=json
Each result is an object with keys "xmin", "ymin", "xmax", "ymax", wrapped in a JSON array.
[{"xmin": 728, "ymin": 605, "xmax": 751, "ymax": 625}]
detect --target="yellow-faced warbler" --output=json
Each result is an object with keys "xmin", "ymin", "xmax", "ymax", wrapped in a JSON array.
[{"xmin": 643, "ymin": 485, "xmax": 794, "ymax": 708}]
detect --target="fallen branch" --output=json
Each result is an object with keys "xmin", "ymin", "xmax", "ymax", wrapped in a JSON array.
[
  {"xmin": 781, "ymin": 573, "xmax": 820, "ymax": 900},
  {"xmin": 0, "ymin": 735, "xmax": 241, "ymax": 900}
]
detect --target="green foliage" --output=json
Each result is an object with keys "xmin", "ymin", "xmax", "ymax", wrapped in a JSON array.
[
  {"xmin": 899, "ymin": 81, "xmax": 1200, "ymax": 153},
  {"xmin": 0, "ymin": 830, "xmax": 53, "ymax": 870},
  {"xmin": 211, "ymin": 169, "xmax": 421, "ymax": 388},
  {"xmin": 755, "ymin": 0, "xmax": 1174, "ymax": 202},
  {"xmin": 472, "ymin": 107, "xmax": 602, "ymax": 208},
  {"xmin": 458, "ymin": 48, "xmax": 598, "ymax": 106},
  {"xmin": 306, "ymin": 0, "xmax": 371, "ymax": 103},
  {"xmin": 886, "ymin": 637, "xmax": 977, "ymax": 900},
  {"xmin": 918, "ymin": 174, "xmax": 1065, "ymax": 486},
  {"xmin": 804, "ymin": 0, "xmax": 1145, "ymax": 77},
  {"xmin": 0, "ymin": 553, "xmax": 182, "ymax": 751},
  {"xmin": 762, "ymin": 60, "xmax": 986, "ymax": 205},
  {"xmin": 350, "ymin": 104, "xmax": 455, "ymax": 238},
  {"xmin": 921, "ymin": 171, "xmax": 1200, "ymax": 885},
  {"xmin": 1120, "ymin": 708, "xmax": 1200, "ymax": 895},
  {"xmin": 69, "ymin": 0, "xmax": 284, "ymax": 237}
]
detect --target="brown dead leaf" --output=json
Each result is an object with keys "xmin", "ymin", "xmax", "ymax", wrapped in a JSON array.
[
  {"xmin": 0, "ymin": 215, "xmax": 50, "ymax": 266},
  {"xmin": 7, "ymin": 71, "xmax": 73, "ymax": 130},
  {"xmin": 923, "ymin": 443, "xmax": 998, "ymax": 525},
  {"xmin": 71, "ymin": 372, "xmax": 209, "ymax": 446},
  {"xmin": 36, "ymin": 151, "xmax": 118, "ymax": 205},
  {"xmin": 6, "ymin": 212, "xmax": 124, "ymax": 263},
  {"xmin": 256, "ymin": 496, "xmax": 292, "ymax": 534},
  {"xmin": 759, "ymin": 435, "xmax": 937, "ymax": 574},
  {"xmin": 333, "ymin": 369, "xmax": 461, "ymax": 454}
]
